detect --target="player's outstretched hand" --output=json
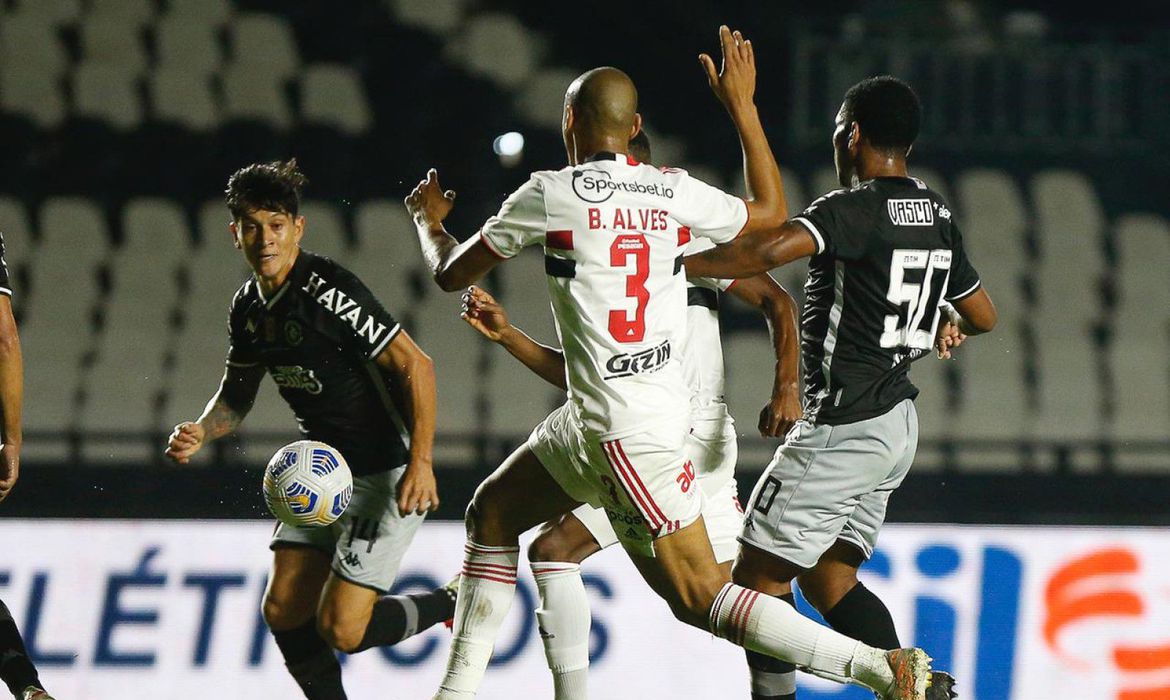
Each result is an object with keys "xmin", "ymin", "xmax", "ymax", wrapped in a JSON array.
[
  {"xmin": 398, "ymin": 461, "xmax": 440, "ymax": 517},
  {"xmin": 0, "ymin": 442, "xmax": 20, "ymax": 503},
  {"xmin": 404, "ymin": 168, "xmax": 457, "ymax": 229},
  {"xmin": 165, "ymin": 421, "xmax": 206, "ymax": 464},
  {"xmin": 759, "ymin": 384, "xmax": 801, "ymax": 438},
  {"xmin": 935, "ymin": 320, "xmax": 967, "ymax": 359},
  {"xmin": 460, "ymin": 286, "xmax": 511, "ymax": 342},
  {"xmin": 699, "ymin": 25, "xmax": 756, "ymax": 114}
]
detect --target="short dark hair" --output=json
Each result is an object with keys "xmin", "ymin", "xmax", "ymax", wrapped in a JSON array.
[
  {"xmin": 225, "ymin": 158, "xmax": 308, "ymax": 220},
  {"xmin": 629, "ymin": 129, "xmax": 652, "ymax": 164},
  {"xmin": 841, "ymin": 76, "xmax": 921, "ymax": 152}
]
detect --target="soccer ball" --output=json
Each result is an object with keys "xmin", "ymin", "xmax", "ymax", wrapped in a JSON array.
[{"xmin": 263, "ymin": 440, "xmax": 354, "ymax": 527}]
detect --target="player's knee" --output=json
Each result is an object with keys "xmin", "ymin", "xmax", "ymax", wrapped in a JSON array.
[
  {"xmin": 262, "ymin": 593, "xmax": 309, "ymax": 631},
  {"xmin": 465, "ymin": 481, "xmax": 516, "ymax": 540},
  {"xmin": 527, "ymin": 528, "xmax": 571, "ymax": 563},
  {"xmin": 316, "ymin": 615, "xmax": 365, "ymax": 654},
  {"xmin": 797, "ymin": 570, "xmax": 857, "ymax": 614}
]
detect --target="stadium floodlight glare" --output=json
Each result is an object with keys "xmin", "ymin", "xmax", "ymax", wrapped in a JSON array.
[{"xmin": 493, "ymin": 131, "xmax": 525, "ymax": 166}]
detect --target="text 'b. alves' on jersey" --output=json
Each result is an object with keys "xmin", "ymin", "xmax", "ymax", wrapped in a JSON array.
[{"xmin": 477, "ymin": 152, "xmax": 749, "ymax": 439}]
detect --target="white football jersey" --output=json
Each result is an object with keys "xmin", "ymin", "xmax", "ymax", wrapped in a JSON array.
[
  {"xmin": 683, "ymin": 237, "xmax": 736, "ymax": 424},
  {"xmin": 480, "ymin": 152, "xmax": 747, "ymax": 438}
]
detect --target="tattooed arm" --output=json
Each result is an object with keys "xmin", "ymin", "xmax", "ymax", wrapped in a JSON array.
[{"xmin": 165, "ymin": 364, "xmax": 265, "ymax": 464}]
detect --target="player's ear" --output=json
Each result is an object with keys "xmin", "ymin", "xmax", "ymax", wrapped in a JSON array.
[
  {"xmin": 848, "ymin": 122, "xmax": 861, "ymax": 154},
  {"xmin": 294, "ymin": 215, "xmax": 305, "ymax": 244},
  {"xmin": 630, "ymin": 113, "xmax": 643, "ymax": 141},
  {"xmin": 229, "ymin": 221, "xmax": 242, "ymax": 250}
]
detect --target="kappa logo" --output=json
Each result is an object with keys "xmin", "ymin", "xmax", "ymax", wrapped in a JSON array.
[
  {"xmin": 301, "ymin": 271, "xmax": 389, "ymax": 347},
  {"xmin": 341, "ymin": 552, "xmax": 362, "ymax": 569},
  {"xmin": 1044, "ymin": 547, "xmax": 1170, "ymax": 699}
]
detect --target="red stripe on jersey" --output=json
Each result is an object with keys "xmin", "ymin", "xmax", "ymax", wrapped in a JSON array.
[
  {"xmin": 612, "ymin": 440, "xmax": 670, "ymax": 528},
  {"xmin": 677, "ymin": 226, "xmax": 692, "ymax": 246},
  {"xmin": 477, "ymin": 231, "xmax": 510, "ymax": 259},
  {"xmin": 602, "ymin": 441, "xmax": 662, "ymax": 531},
  {"xmin": 546, "ymin": 229, "xmax": 574, "ymax": 250}
]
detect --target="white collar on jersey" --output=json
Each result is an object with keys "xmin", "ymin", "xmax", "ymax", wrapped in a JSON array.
[{"xmin": 583, "ymin": 151, "xmax": 640, "ymax": 166}]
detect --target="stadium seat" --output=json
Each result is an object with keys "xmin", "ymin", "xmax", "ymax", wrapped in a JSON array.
[
  {"xmin": 0, "ymin": 65, "xmax": 67, "ymax": 129},
  {"xmin": 7, "ymin": 0, "xmax": 82, "ymax": 25},
  {"xmin": 722, "ymin": 329, "xmax": 777, "ymax": 438},
  {"xmin": 72, "ymin": 62, "xmax": 144, "ymax": 130},
  {"xmin": 228, "ymin": 13, "xmax": 300, "ymax": 81},
  {"xmin": 301, "ymin": 64, "xmax": 372, "ymax": 135},
  {"xmin": 810, "ymin": 166, "xmax": 840, "ymax": 201},
  {"xmin": 299, "ymin": 201, "xmax": 350, "ymax": 261},
  {"xmin": 79, "ymin": 17, "xmax": 148, "ymax": 72},
  {"xmin": 780, "ymin": 166, "xmax": 807, "ymax": 214},
  {"xmin": 87, "ymin": 0, "xmax": 156, "ymax": 23},
  {"xmin": 1030, "ymin": 170, "xmax": 1107, "ymax": 440},
  {"xmin": 457, "ymin": 13, "xmax": 539, "ymax": 89},
  {"xmin": 0, "ymin": 14, "xmax": 69, "ymax": 76},
  {"xmin": 149, "ymin": 68, "xmax": 220, "ymax": 132},
  {"xmin": 410, "ymin": 284, "xmax": 484, "ymax": 438},
  {"xmin": 21, "ymin": 198, "xmax": 110, "ymax": 435},
  {"xmin": 165, "ymin": 0, "xmax": 232, "ymax": 26},
  {"xmin": 954, "ymin": 169, "xmax": 1027, "ymax": 323},
  {"xmin": 349, "ymin": 199, "xmax": 420, "ymax": 309},
  {"xmin": 155, "ymin": 16, "xmax": 224, "ymax": 77},
  {"xmin": 389, "ymin": 0, "xmax": 465, "ymax": 34},
  {"xmin": 1110, "ymin": 215, "xmax": 1170, "ymax": 449},
  {"xmin": 0, "ymin": 196, "xmax": 35, "ymax": 265},
  {"xmin": 515, "ymin": 67, "xmax": 579, "ymax": 129},
  {"xmin": 222, "ymin": 63, "xmax": 293, "ymax": 130}
]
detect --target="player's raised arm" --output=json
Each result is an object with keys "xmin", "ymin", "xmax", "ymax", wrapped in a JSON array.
[
  {"xmin": 374, "ymin": 331, "xmax": 439, "ymax": 516},
  {"xmin": 461, "ymin": 286, "xmax": 568, "ymax": 391},
  {"xmin": 699, "ymin": 25, "xmax": 786, "ymax": 232},
  {"xmin": 0, "ymin": 294, "xmax": 22, "ymax": 503},
  {"xmin": 165, "ymin": 363, "xmax": 265, "ymax": 464},
  {"xmin": 405, "ymin": 169, "xmax": 503, "ymax": 292},
  {"xmin": 684, "ymin": 219, "xmax": 818, "ymax": 280},
  {"xmin": 725, "ymin": 274, "xmax": 802, "ymax": 438}
]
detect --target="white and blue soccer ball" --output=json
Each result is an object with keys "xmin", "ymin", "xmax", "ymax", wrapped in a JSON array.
[{"xmin": 263, "ymin": 440, "xmax": 353, "ymax": 527}]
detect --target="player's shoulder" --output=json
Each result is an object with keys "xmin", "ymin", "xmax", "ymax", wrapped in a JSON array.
[{"xmin": 296, "ymin": 249, "xmax": 371, "ymax": 295}]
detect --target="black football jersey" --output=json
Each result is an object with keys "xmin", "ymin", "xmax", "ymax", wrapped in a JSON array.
[
  {"xmin": 792, "ymin": 176, "xmax": 981, "ymax": 425},
  {"xmin": 227, "ymin": 250, "xmax": 410, "ymax": 476},
  {"xmin": 0, "ymin": 233, "xmax": 11, "ymax": 297}
]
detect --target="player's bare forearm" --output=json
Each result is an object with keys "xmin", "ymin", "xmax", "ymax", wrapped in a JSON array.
[
  {"xmin": 729, "ymin": 274, "xmax": 802, "ymax": 436},
  {"xmin": 197, "ymin": 398, "xmax": 247, "ymax": 441},
  {"xmin": 497, "ymin": 325, "xmax": 569, "ymax": 391},
  {"xmin": 730, "ymin": 103, "xmax": 786, "ymax": 230},
  {"xmin": 378, "ymin": 334, "xmax": 437, "ymax": 472},
  {"xmin": 685, "ymin": 220, "xmax": 817, "ymax": 281},
  {"xmin": 196, "ymin": 365, "xmax": 263, "ymax": 440},
  {"xmin": 0, "ymin": 298, "xmax": 23, "ymax": 447},
  {"xmin": 951, "ymin": 288, "xmax": 997, "ymax": 336}
]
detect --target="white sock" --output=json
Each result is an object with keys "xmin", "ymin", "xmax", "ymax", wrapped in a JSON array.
[
  {"xmin": 433, "ymin": 541, "xmax": 520, "ymax": 700},
  {"xmin": 708, "ymin": 583, "xmax": 895, "ymax": 693},
  {"xmin": 532, "ymin": 562, "xmax": 590, "ymax": 700}
]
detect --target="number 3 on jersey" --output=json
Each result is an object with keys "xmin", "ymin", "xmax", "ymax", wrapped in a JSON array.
[
  {"xmin": 881, "ymin": 249, "xmax": 952, "ymax": 350},
  {"xmin": 609, "ymin": 234, "xmax": 650, "ymax": 343}
]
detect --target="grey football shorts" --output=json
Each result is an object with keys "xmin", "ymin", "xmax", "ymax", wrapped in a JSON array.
[
  {"xmin": 740, "ymin": 398, "xmax": 918, "ymax": 569},
  {"xmin": 271, "ymin": 468, "xmax": 426, "ymax": 593}
]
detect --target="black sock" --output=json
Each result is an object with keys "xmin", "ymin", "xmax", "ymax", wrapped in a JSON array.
[
  {"xmin": 353, "ymin": 587, "xmax": 457, "ymax": 652},
  {"xmin": 823, "ymin": 582, "xmax": 900, "ymax": 649},
  {"xmin": 0, "ymin": 600, "xmax": 43, "ymax": 697},
  {"xmin": 746, "ymin": 592, "xmax": 797, "ymax": 700},
  {"xmin": 271, "ymin": 618, "xmax": 347, "ymax": 700}
]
